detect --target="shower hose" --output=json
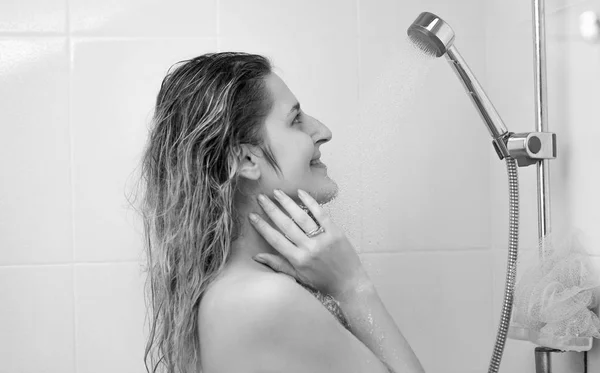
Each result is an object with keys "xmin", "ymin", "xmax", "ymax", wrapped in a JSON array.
[{"xmin": 488, "ymin": 156, "xmax": 520, "ymax": 373}]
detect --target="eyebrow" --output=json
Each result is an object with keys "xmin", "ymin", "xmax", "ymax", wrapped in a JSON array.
[{"xmin": 287, "ymin": 102, "xmax": 301, "ymax": 117}]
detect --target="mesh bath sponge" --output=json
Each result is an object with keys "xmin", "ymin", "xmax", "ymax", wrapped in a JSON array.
[{"xmin": 508, "ymin": 228, "xmax": 600, "ymax": 351}]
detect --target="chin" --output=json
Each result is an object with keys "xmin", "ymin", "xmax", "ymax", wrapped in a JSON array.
[{"xmin": 310, "ymin": 176, "xmax": 339, "ymax": 205}]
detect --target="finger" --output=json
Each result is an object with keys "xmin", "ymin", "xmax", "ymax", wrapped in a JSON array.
[
  {"xmin": 273, "ymin": 189, "xmax": 320, "ymax": 234},
  {"xmin": 257, "ymin": 194, "xmax": 312, "ymax": 246},
  {"xmin": 249, "ymin": 213, "xmax": 303, "ymax": 264},
  {"xmin": 297, "ymin": 189, "xmax": 332, "ymax": 230},
  {"xmin": 254, "ymin": 254, "xmax": 298, "ymax": 280}
]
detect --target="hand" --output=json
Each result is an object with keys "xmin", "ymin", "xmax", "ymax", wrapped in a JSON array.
[{"xmin": 248, "ymin": 189, "xmax": 372, "ymax": 299}]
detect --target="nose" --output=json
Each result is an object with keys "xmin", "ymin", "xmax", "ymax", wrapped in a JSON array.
[{"xmin": 310, "ymin": 115, "xmax": 333, "ymax": 145}]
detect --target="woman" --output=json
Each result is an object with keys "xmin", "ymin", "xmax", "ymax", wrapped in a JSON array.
[{"xmin": 131, "ymin": 52, "xmax": 424, "ymax": 373}]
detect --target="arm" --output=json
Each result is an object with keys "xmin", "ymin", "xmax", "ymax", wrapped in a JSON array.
[{"xmin": 336, "ymin": 281, "xmax": 426, "ymax": 373}]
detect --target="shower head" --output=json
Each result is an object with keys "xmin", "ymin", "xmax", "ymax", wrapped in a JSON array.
[
  {"xmin": 407, "ymin": 12, "xmax": 455, "ymax": 58},
  {"xmin": 407, "ymin": 12, "xmax": 511, "ymax": 159}
]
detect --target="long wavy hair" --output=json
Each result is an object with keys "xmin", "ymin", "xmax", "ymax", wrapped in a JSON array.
[{"xmin": 126, "ymin": 52, "xmax": 283, "ymax": 373}]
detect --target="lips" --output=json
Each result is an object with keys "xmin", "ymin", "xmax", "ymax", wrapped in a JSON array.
[
  {"xmin": 310, "ymin": 159, "xmax": 326, "ymax": 167},
  {"xmin": 310, "ymin": 152, "xmax": 325, "ymax": 167}
]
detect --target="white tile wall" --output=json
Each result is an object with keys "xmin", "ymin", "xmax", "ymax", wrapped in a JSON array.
[
  {"xmin": 74, "ymin": 262, "xmax": 147, "ymax": 373},
  {"xmin": 1, "ymin": 0, "xmax": 598, "ymax": 372},
  {"xmin": 219, "ymin": 0, "xmax": 357, "ymax": 38},
  {"xmin": 562, "ymin": 39, "xmax": 600, "ymax": 250},
  {"xmin": 0, "ymin": 38, "xmax": 72, "ymax": 266},
  {"xmin": 544, "ymin": 0, "xmax": 600, "ymax": 39},
  {"xmin": 0, "ymin": 0, "xmax": 67, "ymax": 33},
  {"xmin": 359, "ymin": 33, "xmax": 490, "ymax": 252},
  {"xmin": 70, "ymin": 0, "xmax": 217, "ymax": 37},
  {"xmin": 0, "ymin": 265, "xmax": 75, "ymax": 373}
]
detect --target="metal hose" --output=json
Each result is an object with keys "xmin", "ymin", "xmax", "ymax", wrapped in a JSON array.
[{"xmin": 488, "ymin": 156, "xmax": 520, "ymax": 373}]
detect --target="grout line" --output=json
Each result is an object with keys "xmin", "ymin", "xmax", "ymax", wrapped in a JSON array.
[
  {"xmin": 216, "ymin": 0, "xmax": 220, "ymax": 51},
  {"xmin": 69, "ymin": 36, "xmax": 217, "ymax": 41},
  {"xmin": 0, "ymin": 32, "xmax": 67, "ymax": 37},
  {"xmin": 489, "ymin": 248, "xmax": 497, "ymax": 331},
  {"xmin": 0, "ymin": 34, "xmax": 216, "ymax": 40},
  {"xmin": 359, "ymin": 246, "xmax": 493, "ymax": 255},
  {"xmin": 356, "ymin": 0, "xmax": 363, "ymax": 248},
  {"xmin": 355, "ymin": 0, "xmax": 360, "ymax": 38},
  {"xmin": 64, "ymin": 0, "xmax": 79, "ymax": 370},
  {"xmin": 0, "ymin": 260, "xmax": 142, "ymax": 268}
]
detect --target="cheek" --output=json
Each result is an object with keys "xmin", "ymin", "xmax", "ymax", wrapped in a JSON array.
[
  {"xmin": 272, "ymin": 131, "xmax": 314, "ymax": 170},
  {"xmin": 286, "ymin": 133, "xmax": 313, "ymax": 163},
  {"xmin": 302, "ymin": 139, "xmax": 314, "ymax": 164}
]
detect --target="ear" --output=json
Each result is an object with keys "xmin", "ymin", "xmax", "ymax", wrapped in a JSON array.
[{"xmin": 236, "ymin": 144, "xmax": 262, "ymax": 181}]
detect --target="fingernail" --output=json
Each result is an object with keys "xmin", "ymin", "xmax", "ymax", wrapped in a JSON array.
[
  {"xmin": 249, "ymin": 213, "xmax": 259, "ymax": 222},
  {"xmin": 253, "ymin": 255, "xmax": 265, "ymax": 263},
  {"xmin": 257, "ymin": 194, "xmax": 267, "ymax": 203},
  {"xmin": 298, "ymin": 189, "xmax": 308, "ymax": 198},
  {"xmin": 273, "ymin": 189, "xmax": 284, "ymax": 198}
]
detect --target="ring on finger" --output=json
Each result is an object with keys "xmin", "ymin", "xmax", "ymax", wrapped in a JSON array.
[
  {"xmin": 306, "ymin": 226, "xmax": 325, "ymax": 238},
  {"xmin": 284, "ymin": 225, "xmax": 325, "ymax": 241}
]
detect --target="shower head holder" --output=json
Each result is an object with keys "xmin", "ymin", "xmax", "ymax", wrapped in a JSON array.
[{"xmin": 407, "ymin": 11, "xmax": 557, "ymax": 166}]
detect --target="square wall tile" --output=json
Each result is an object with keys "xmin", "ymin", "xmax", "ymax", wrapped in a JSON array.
[
  {"xmin": 0, "ymin": 265, "xmax": 74, "ymax": 373},
  {"xmin": 359, "ymin": 35, "xmax": 490, "ymax": 252},
  {"xmin": 75, "ymin": 262, "xmax": 147, "ymax": 373},
  {"xmin": 70, "ymin": 0, "xmax": 217, "ymax": 37},
  {"xmin": 360, "ymin": 251, "xmax": 494, "ymax": 373},
  {"xmin": 0, "ymin": 0, "xmax": 66, "ymax": 33},
  {"xmin": 220, "ymin": 0, "xmax": 356, "ymax": 38},
  {"xmin": 0, "ymin": 38, "xmax": 72, "ymax": 265},
  {"xmin": 359, "ymin": 0, "xmax": 485, "ymax": 38},
  {"xmin": 71, "ymin": 38, "xmax": 217, "ymax": 262},
  {"xmin": 219, "ymin": 35, "xmax": 363, "ymax": 248}
]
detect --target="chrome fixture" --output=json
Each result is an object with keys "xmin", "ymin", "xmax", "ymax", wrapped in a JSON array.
[
  {"xmin": 532, "ymin": 0, "xmax": 552, "ymax": 259},
  {"xmin": 406, "ymin": 11, "xmax": 557, "ymax": 168},
  {"xmin": 407, "ymin": 7, "xmax": 560, "ymax": 373}
]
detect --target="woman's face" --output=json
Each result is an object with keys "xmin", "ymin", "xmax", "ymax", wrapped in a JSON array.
[{"xmin": 247, "ymin": 72, "xmax": 338, "ymax": 205}]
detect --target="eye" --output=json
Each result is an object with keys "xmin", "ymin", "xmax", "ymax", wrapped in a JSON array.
[{"xmin": 292, "ymin": 112, "xmax": 302, "ymax": 125}]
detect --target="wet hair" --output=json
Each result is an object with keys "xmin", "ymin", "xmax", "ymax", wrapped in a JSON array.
[{"xmin": 126, "ymin": 52, "xmax": 281, "ymax": 373}]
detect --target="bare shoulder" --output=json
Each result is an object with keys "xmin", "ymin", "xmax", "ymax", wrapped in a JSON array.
[
  {"xmin": 198, "ymin": 266, "xmax": 299, "ymax": 328},
  {"xmin": 197, "ymin": 270, "xmax": 301, "ymax": 370},
  {"xmin": 197, "ymin": 268, "xmax": 300, "ymax": 340},
  {"xmin": 197, "ymin": 268, "xmax": 389, "ymax": 373}
]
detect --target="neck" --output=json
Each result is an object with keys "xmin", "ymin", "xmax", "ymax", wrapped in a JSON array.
[{"xmin": 227, "ymin": 196, "xmax": 292, "ymax": 269}]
